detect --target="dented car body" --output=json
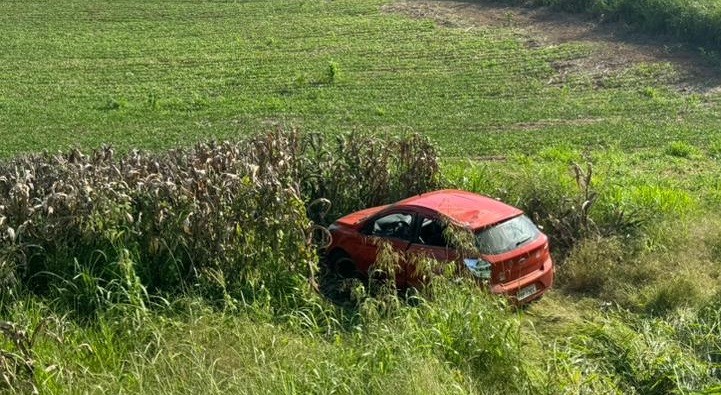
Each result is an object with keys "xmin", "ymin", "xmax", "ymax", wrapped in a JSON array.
[{"xmin": 326, "ymin": 189, "xmax": 554, "ymax": 303}]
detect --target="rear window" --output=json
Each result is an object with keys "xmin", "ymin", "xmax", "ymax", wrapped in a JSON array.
[{"xmin": 475, "ymin": 215, "xmax": 540, "ymax": 255}]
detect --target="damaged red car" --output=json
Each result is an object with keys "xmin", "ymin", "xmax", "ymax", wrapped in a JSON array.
[{"xmin": 326, "ymin": 189, "xmax": 554, "ymax": 303}]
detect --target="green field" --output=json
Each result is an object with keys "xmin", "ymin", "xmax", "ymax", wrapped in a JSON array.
[
  {"xmin": 2, "ymin": 0, "xmax": 720, "ymax": 158},
  {"xmin": 3, "ymin": 1, "xmax": 721, "ymax": 394}
]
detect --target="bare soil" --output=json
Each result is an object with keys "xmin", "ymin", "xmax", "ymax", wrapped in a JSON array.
[{"xmin": 383, "ymin": 0, "xmax": 721, "ymax": 93}]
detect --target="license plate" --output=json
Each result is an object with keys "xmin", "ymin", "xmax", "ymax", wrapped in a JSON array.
[{"xmin": 517, "ymin": 284, "xmax": 538, "ymax": 300}]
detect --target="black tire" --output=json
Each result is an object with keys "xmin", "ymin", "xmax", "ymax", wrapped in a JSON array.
[{"xmin": 328, "ymin": 251, "xmax": 359, "ymax": 279}]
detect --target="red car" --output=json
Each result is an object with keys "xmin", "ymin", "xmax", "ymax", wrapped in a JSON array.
[{"xmin": 326, "ymin": 189, "xmax": 554, "ymax": 303}]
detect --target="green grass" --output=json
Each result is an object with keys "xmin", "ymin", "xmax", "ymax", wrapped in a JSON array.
[
  {"xmin": 507, "ymin": 0, "xmax": 721, "ymax": 50},
  {"xmin": 4, "ymin": 286, "xmax": 529, "ymax": 394},
  {"xmin": 6, "ymin": 282, "xmax": 720, "ymax": 394},
  {"xmin": 1, "ymin": 0, "xmax": 720, "ymax": 158}
]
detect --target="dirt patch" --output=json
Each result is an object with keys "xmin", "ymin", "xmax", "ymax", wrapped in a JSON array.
[
  {"xmin": 383, "ymin": 0, "xmax": 721, "ymax": 93},
  {"xmin": 383, "ymin": 1, "xmax": 510, "ymax": 28}
]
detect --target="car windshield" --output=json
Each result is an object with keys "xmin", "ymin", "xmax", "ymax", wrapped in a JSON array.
[{"xmin": 475, "ymin": 215, "xmax": 540, "ymax": 255}]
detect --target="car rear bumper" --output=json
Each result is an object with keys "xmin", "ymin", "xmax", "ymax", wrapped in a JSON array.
[{"xmin": 490, "ymin": 257, "xmax": 554, "ymax": 304}]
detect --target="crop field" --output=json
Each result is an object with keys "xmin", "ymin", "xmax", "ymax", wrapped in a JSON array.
[
  {"xmin": 3, "ymin": 0, "xmax": 721, "ymax": 394},
  {"xmin": 2, "ymin": 0, "xmax": 721, "ymax": 158}
]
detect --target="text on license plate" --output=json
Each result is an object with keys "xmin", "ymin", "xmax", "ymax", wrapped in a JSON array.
[{"xmin": 517, "ymin": 284, "xmax": 538, "ymax": 300}]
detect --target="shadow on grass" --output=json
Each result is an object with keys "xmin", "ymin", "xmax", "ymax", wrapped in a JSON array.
[
  {"xmin": 317, "ymin": 257, "xmax": 364, "ymax": 310},
  {"xmin": 389, "ymin": 0, "xmax": 721, "ymax": 92}
]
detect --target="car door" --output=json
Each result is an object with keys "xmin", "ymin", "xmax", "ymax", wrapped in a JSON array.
[
  {"xmin": 404, "ymin": 212, "xmax": 460, "ymax": 287},
  {"xmin": 352, "ymin": 211, "xmax": 415, "ymax": 278}
]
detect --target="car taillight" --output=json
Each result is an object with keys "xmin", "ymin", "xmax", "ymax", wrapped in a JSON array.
[{"xmin": 464, "ymin": 258, "xmax": 492, "ymax": 280}]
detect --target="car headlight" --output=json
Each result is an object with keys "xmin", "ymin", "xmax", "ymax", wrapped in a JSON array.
[{"xmin": 464, "ymin": 258, "xmax": 492, "ymax": 280}]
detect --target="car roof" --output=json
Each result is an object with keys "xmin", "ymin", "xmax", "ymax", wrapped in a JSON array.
[{"xmin": 396, "ymin": 189, "xmax": 523, "ymax": 229}]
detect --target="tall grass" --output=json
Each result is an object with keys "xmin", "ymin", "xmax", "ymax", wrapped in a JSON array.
[
  {"xmin": 551, "ymin": 310, "xmax": 711, "ymax": 394},
  {"xmin": 1, "ymin": 280, "xmax": 534, "ymax": 394},
  {"xmin": 446, "ymin": 158, "xmax": 654, "ymax": 253},
  {"xmin": 5, "ymin": 278, "xmax": 719, "ymax": 393}
]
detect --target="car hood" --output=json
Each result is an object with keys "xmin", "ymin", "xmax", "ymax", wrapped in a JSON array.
[{"xmin": 333, "ymin": 204, "xmax": 389, "ymax": 228}]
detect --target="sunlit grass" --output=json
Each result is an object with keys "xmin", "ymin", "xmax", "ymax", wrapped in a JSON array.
[{"xmin": 1, "ymin": 0, "xmax": 720, "ymax": 158}]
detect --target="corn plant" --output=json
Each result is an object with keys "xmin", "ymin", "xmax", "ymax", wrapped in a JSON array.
[{"xmin": 0, "ymin": 129, "xmax": 441, "ymax": 316}]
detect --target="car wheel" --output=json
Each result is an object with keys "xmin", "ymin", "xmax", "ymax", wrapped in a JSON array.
[{"xmin": 328, "ymin": 251, "xmax": 359, "ymax": 279}]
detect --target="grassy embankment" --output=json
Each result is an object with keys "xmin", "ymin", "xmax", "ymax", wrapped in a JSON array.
[{"xmin": 2, "ymin": 0, "xmax": 721, "ymax": 393}]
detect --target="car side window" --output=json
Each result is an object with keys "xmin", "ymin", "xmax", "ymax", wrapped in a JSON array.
[
  {"xmin": 368, "ymin": 213, "xmax": 413, "ymax": 240},
  {"xmin": 416, "ymin": 217, "xmax": 449, "ymax": 247}
]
